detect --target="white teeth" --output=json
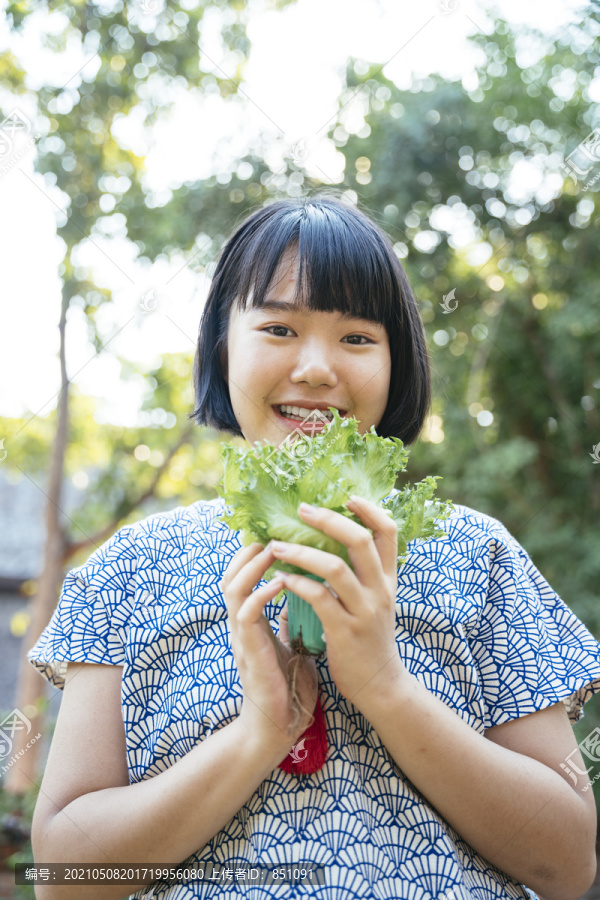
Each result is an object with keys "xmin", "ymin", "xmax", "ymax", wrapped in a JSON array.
[{"xmin": 278, "ymin": 404, "xmax": 335, "ymax": 421}]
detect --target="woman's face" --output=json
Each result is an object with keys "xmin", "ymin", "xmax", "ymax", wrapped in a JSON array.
[{"xmin": 222, "ymin": 248, "xmax": 392, "ymax": 447}]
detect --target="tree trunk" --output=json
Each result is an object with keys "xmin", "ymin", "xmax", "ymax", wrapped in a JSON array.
[
  {"xmin": 4, "ymin": 293, "xmax": 70, "ymax": 795},
  {"xmin": 4, "ymin": 301, "xmax": 196, "ymax": 792}
]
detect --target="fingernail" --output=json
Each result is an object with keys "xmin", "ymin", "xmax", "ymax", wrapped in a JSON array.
[
  {"xmin": 265, "ymin": 540, "xmax": 274, "ymax": 552},
  {"xmin": 298, "ymin": 502, "xmax": 314, "ymax": 514}
]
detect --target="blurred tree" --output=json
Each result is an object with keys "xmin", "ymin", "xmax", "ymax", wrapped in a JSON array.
[
  {"xmin": 332, "ymin": 16, "xmax": 600, "ymax": 628},
  {"xmin": 2, "ymin": 354, "xmax": 226, "ymax": 562},
  {"xmin": 0, "ymin": 0, "xmax": 286, "ymax": 792}
]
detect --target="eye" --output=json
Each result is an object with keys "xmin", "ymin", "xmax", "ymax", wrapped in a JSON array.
[
  {"xmin": 262, "ymin": 325, "xmax": 292, "ymax": 337},
  {"xmin": 261, "ymin": 326, "xmax": 373, "ymax": 344},
  {"xmin": 343, "ymin": 334, "xmax": 373, "ymax": 345}
]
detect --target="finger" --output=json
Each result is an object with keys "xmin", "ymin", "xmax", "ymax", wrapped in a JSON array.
[
  {"xmin": 223, "ymin": 544, "xmax": 275, "ymax": 615},
  {"xmin": 278, "ymin": 605, "xmax": 289, "ymax": 647},
  {"xmin": 271, "ymin": 543, "xmax": 359, "ymax": 614},
  {"xmin": 296, "ymin": 502, "xmax": 386, "ymax": 590},
  {"xmin": 230, "ymin": 578, "xmax": 286, "ymax": 672},
  {"xmin": 344, "ymin": 495, "xmax": 399, "ymax": 578},
  {"xmin": 220, "ymin": 542, "xmax": 266, "ymax": 588},
  {"xmin": 278, "ymin": 572, "xmax": 340, "ymax": 634},
  {"xmin": 235, "ymin": 577, "xmax": 285, "ymax": 644}
]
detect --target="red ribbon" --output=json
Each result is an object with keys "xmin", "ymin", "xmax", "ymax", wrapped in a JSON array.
[{"xmin": 278, "ymin": 694, "xmax": 328, "ymax": 775}]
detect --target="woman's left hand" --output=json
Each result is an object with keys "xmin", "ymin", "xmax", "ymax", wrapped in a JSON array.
[{"xmin": 273, "ymin": 495, "xmax": 407, "ymax": 713}]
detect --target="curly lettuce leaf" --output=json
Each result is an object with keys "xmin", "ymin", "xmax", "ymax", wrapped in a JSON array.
[
  {"xmin": 382, "ymin": 476, "xmax": 454, "ymax": 564},
  {"xmin": 216, "ymin": 408, "xmax": 454, "ymax": 592}
]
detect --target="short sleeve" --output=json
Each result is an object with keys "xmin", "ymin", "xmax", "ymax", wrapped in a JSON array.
[
  {"xmin": 468, "ymin": 527, "xmax": 600, "ymax": 728},
  {"xmin": 27, "ymin": 526, "xmax": 138, "ymax": 691}
]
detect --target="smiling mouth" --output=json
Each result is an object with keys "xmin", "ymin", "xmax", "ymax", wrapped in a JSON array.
[{"xmin": 272, "ymin": 405, "xmax": 346, "ymax": 425}]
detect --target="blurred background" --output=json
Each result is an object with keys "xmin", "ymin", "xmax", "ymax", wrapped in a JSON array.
[{"xmin": 1, "ymin": 0, "xmax": 599, "ymax": 895}]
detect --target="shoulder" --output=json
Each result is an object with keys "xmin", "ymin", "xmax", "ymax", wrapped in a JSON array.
[
  {"xmin": 74, "ymin": 497, "xmax": 231, "ymax": 584},
  {"xmin": 410, "ymin": 498, "xmax": 520, "ymax": 558},
  {"xmin": 436, "ymin": 501, "xmax": 513, "ymax": 541},
  {"xmin": 120, "ymin": 497, "xmax": 232, "ymax": 560},
  {"xmin": 125, "ymin": 497, "xmax": 226, "ymax": 542}
]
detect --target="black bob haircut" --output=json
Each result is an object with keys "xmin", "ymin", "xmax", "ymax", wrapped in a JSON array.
[{"xmin": 190, "ymin": 192, "xmax": 431, "ymax": 444}]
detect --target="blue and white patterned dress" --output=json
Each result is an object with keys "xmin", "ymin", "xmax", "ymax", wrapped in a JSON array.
[{"xmin": 28, "ymin": 496, "xmax": 600, "ymax": 900}]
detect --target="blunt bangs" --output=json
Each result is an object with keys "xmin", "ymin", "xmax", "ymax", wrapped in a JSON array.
[
  {"xmin": 230, "ymin": 203, "xmax": 400, "ymax": 331},
  {"xmin": 190, "ymin": 193, "xmax": 431, "ymax": 444}
]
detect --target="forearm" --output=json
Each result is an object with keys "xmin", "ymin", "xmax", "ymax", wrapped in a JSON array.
[
  {"xmin": 358, "ymin": 672, "xmax": 595, "ymax": 900},
  {"xmin": 34, "ymin": 717, "xmax": 288, "ymax": 900}
]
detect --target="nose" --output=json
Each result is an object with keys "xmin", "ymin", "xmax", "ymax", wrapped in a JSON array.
[{"xmin": 289, "ymin": 339, "xmax": 339, "ymax": 387}]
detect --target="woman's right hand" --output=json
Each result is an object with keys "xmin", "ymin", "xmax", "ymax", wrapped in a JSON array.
[{"xmin": 220, "ymin": 542, "xmax": 319, "ymax": 753}]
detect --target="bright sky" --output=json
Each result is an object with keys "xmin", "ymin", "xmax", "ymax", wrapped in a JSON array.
[{"xmin": 0, "ymin": 0, "xmax": 590, "ymax": 425}]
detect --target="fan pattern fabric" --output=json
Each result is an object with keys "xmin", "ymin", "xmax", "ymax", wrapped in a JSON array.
[{"xmin": 28, "ymin": 496, "xmax": 600, "ymax": 899}]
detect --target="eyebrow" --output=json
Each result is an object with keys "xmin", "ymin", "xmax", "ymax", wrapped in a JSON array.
[{"xmin": 253, "ymin": 300, "xmax": 379, "ymax": 324}]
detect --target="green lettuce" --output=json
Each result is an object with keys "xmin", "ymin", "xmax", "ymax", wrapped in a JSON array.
[{"xmin": 216, "ymin": 408, "xmax": 454, "ymax": 594}]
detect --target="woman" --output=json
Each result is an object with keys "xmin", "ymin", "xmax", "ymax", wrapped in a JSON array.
[{"xmin": 29, "ymin": 194, "xmax": 600, "ymax": 900}]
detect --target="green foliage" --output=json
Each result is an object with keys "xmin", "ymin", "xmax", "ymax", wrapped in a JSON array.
[
  {"xmin": 2, "ymin": 354, "xmax": 221, "ymax": 566},
  {"xmin": 331, "ymin": 16, "xmax": 600, "ymax": 633}
]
